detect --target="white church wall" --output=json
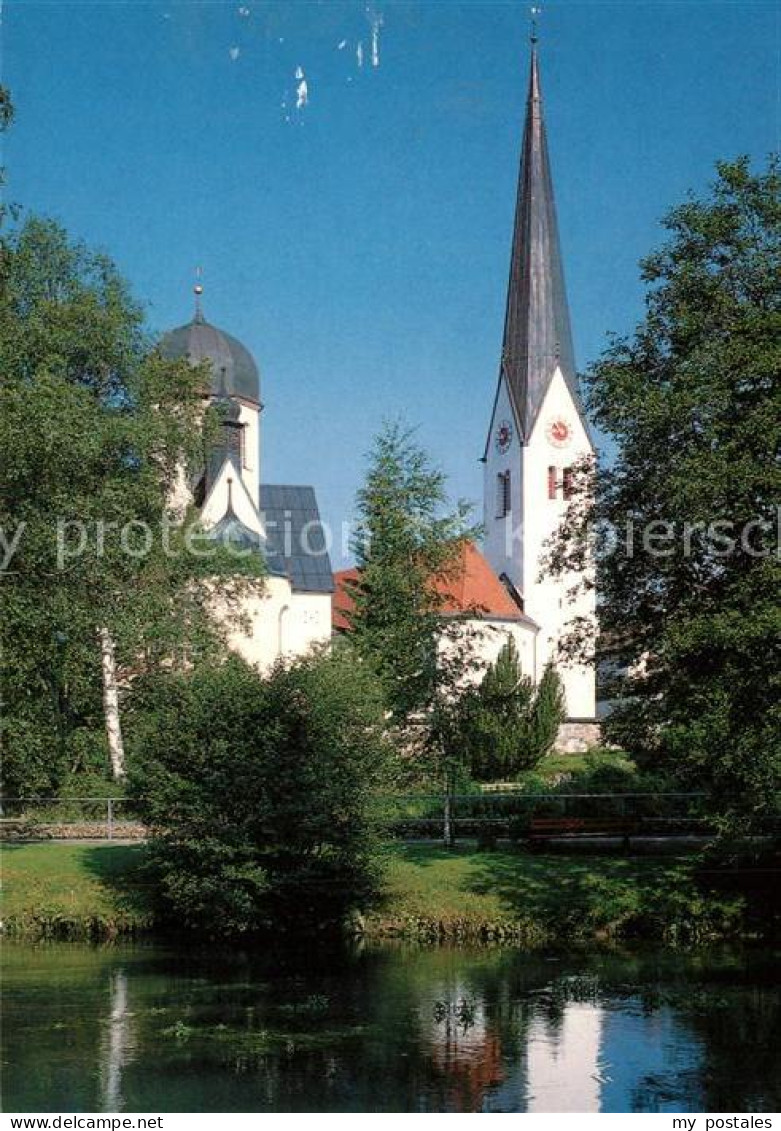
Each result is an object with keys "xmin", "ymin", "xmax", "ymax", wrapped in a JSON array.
[
  {"xmin": 482, "ymin": 369, "xmax": 596, "ymax": 720},
  {"xmin": 211, "ymin": 575, "xmax": 290, "ymax": 670},
  {"xmin": 281, "ymin": 591, "xmax": 332, "ymax": 658},
  {"xmin": 521, "ymin": 368, "xmax": 596, "ymax": 719},
  {"xmin": 483, "ymin": 377, "xmax": 524, "ymax": 592},
  {"xmin": 200, "ymin": 461, "xmax": 265, "ymax": 536},
  {"xmin": 168, "ymin": 463, "xmax": 192, "ymax": 520},
  {"xmin": 437, "ymin": 617, "xmax": 538, "ymax": 689},
  {"xmin": 212, "ymin": 579, "xmax": 332, "ymax": 673},
  {"xmin": 237, "ymin": 401, "xmax": 260, "ymax": 510}
]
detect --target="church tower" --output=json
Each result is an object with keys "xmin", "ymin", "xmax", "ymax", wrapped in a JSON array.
[
  {"xmin": 160, "ymin": 283, "xmax": 263, "ymax": 521},
  {"xmin": 159, "ymin": 283, "xmax": 334, "ymax": 670},
  {"xmin": 483, "ymin": 35, "xmax": 597, "ymax": 723}
]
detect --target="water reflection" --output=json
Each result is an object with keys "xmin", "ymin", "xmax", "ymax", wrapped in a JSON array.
[
  {"xmin": 526, "ymin": 1002, "xmax": 603, "ymax": 1112},
  {"xmin": 99, "ymin": 970, "xmax": 132, "ymax": 1112},
  {"xmin": 2, "ymin": 942, "xmax": 779, "ymax": 1113}
]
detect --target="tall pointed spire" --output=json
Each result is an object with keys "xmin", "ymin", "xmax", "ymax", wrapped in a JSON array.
[{"xmin": 500, "ymin": 36, "xmax": 579, "ymax": 439}]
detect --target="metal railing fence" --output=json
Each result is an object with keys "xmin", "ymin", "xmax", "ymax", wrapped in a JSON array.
[
  {"xmin": 0, "ymin": 791, "xmax": 715, "ymax": 842},
  {"xmin": 0, "ymin": 797, "xmax": 141, "ymax": 840}
]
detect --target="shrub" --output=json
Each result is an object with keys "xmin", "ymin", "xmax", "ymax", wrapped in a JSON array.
[
  {"xmin": 130, "ymin": 649, "xmax": 394, "ymax": 937},
  {"xmin": 525, "ymin": 663, "xmax": 566, "ymax": 764},
  {"xmin": 462, "ymin": 646, "xmax": 567, "ymax": 781},
  {"xmin": 558, "ymin": 751, "xmax": 675, "ymax": 795}
]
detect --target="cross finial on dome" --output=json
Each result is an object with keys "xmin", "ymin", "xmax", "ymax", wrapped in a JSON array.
[{"xmin": 193, "ymin": 266, "xmax": 205, "ymax": 324}]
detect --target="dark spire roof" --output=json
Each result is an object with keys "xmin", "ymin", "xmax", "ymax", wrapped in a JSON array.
[
  {"xmin": 499, "ymin": 42, "xmax": 582, "ymax": 439},
  {"xmin": 159, "ymin": 287, "xmax": 261, "ymax": 407}
]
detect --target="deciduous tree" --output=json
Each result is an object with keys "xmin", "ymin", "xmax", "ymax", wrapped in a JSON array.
[
  {"xmin": 545, "ymin": 157, "xmax": 781, "ymax": 828},
  {"xmin": 0, "ymin": 218, "xmax": 262, "ymax": 794}
]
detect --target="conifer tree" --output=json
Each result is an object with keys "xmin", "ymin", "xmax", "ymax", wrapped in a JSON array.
[{"xmin": 348, "ymin": 421, "xmax": 476, "ymax": 720}]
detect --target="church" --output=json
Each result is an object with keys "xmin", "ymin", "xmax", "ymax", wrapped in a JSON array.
[
  {"xmin": 160, "ymin": 37, "xmax": 598, "ymax": 748},
  {"xmin": 159, "ymin": 290, "xmax": 335, "ymax": 670},
  {"xmin": 479, "ymin": 37, "xmax": 598, "ymax": 743},
  {"xmin": 337, "ymin": 38, "xmax": 599, "ymax": 747}
]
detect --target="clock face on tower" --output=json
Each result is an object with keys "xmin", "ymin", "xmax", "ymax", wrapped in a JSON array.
[
  {"xmin": 495, "ymin": 419, "xmax": 513, "ymax": 453},
  {"xmin": 545, "ymin": 418, "xmax": 571, "ymax": 448}
]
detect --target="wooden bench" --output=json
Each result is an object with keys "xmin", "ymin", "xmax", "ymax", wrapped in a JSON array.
[{"xmin": 527, "ymin": 816, "xmax": 636, "ymax": 847}]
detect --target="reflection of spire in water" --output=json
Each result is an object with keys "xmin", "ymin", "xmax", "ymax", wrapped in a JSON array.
[
  {"xmin": 100, "ymin": 970, "xmax": 132, "ymax": 1112},
  {"xmin": 526, "ymin": 1002, "xmax": 604, "ymax": 1112}
]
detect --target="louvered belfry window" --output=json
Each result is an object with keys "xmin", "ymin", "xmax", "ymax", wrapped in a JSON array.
[
  {"xmin": 496, "ymin": 470, "xmax": 511, "ymax": 518},
  {"xmin": 224, "ymin": 421, "xmax": 244, "ymax": 466}
]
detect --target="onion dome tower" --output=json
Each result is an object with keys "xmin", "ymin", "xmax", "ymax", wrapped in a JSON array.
[
  {"xmin": 159, "ymin": 283, "xmax": 261, "ymax": 408},
  {"xmin": 159, "ymin": 284, "xmax": 262, "ymax": 510}
]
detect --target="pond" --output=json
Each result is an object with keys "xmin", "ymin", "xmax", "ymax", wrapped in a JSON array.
[{"xmin": 2, "ymin": 941, "xmax": 779, "ymax": 1113}]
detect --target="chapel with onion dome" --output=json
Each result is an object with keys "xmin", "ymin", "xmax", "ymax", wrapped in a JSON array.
[{"xmin": 159, "ymin": 285, "xmax": 334, "ymax": 669}]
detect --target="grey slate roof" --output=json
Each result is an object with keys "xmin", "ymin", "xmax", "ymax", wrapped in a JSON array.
[
  {"xmin": 498, "ymin": 45, "xmax": 586, "ymax": 441},
  {"xmin": 159, "ymin": 311, "xmax": 260, "ymax": 406},
  {"xmin": 260, "ymin": 485, "xmax": 335, "ymax": 594}
]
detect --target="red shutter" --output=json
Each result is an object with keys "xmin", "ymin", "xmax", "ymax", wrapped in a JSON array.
[
  {"xmin": 547, "ymin": 466, "xmax": 557, "ymax": 500},
  {"xmin": 562, "ymin": 467, "xmax": 574, "ymax": 500}
]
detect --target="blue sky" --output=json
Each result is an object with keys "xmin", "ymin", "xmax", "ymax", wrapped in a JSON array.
[{"xmin": 3, "ymin": 0, "xmax": 778, "ymax": 565}]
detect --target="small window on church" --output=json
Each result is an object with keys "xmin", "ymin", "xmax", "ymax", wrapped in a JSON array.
[
  {"xmin": 496, "ymin": 470, "xmax": 511, "ymax": 518},
  {"xmin": 547, "ymin": 466, "xmax": 558, "ymax": 500},
  {"xmin": 562, "ymin": 467, "xmax": 574, "ymax": 500}
]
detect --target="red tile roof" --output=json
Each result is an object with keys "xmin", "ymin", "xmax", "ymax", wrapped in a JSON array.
[{"xmin": 332, "ymin": 542, "xmax": 531, "ymax": 632}]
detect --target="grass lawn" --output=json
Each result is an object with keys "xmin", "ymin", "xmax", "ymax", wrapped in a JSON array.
[
  {"xmin": 1, "ymin": 839, "xmax": 747, "ymax": 944},
  {"xmin": 370, "ymin": 842, "xmax": 741, "ymax": 943},
  {"xmin": 1, "ymin": 841, "xmax": 153, "ymax": 937}
]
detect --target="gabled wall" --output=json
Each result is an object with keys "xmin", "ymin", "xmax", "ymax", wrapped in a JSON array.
[
  {"xmin": 236, "ymin": 400, "xmax": 260, "ymax": 510},
  {"xmin": 483, "ymin": 375, "xmax": 523, "ymax": 590},
  {"xmin": 200, "ymin": 459, "xmax": 265, "ymax": 536},
  {"xmin": 522, "ymin": 369, "xmax": 595, "ymax": 718},
  {"xmin": 483, "ymin": 367, "xmax": 596, "ymax": 720}
]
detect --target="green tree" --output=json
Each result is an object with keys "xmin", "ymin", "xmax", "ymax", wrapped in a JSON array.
[
  {"xmin": 0, "ymin": 218, "xmax": 262, "ymax": 795},
  {"xmin": 425, "ymin": 637, "xmax": 565, "ymax": 846},
  {"xmin": 0, "ymin": 86, "xmax": 12, "ymax": 132},
  {"xmin": 526, "ymin": 663, "xmax": 567, "ymax": 765},
  {"xmin": 0, "ymin": 84, "xmax": 14, "ymax": 225},
  {"xmin": 464, "ymin": 638, "xmax": 534, "ymax": 781},
  {"xmin": 131, "ymin": 649, "xmax": 394, "ymax": 936},
  {"xmin": 462, "ymin": 643, "xmax": 565, "ymax": 782},
  {"xmin": 348, "ymin": 421, "xmax": 476, "ymax": 720},
  {"xmin": 546, "ymin": 157, "xmax": 781, "ymax": 829}
]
